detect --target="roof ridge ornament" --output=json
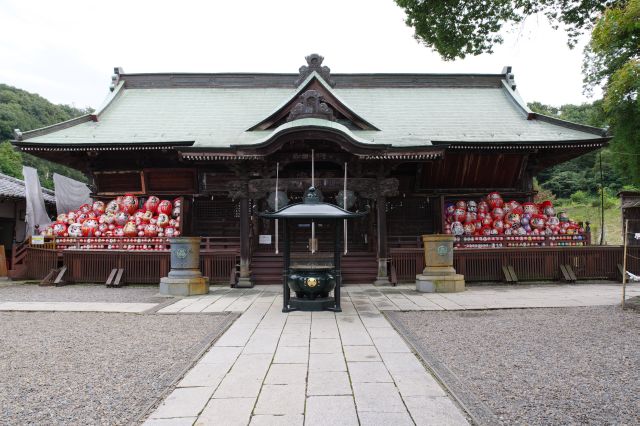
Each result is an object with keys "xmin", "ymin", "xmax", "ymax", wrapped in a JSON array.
[
  {"xmin": 295, "ymin": 54, "xmax": 335, "ymax": 87},
  {"xmin": 287, "ymin": 90, "xmax": 336, "ymax": 122}
]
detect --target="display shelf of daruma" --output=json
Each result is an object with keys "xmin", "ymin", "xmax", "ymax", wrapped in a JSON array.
[
  {"xmin": 443, "ymin": 192, "xmax": 590, "ymax": 249},
  {"xmin": 40, "ymin": 194, "xmax": 184, "ymax": 251}
]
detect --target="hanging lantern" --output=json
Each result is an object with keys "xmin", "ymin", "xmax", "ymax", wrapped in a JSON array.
[
  {"xmin": 267, "ymin": 191, "xmax": 290, "ymax": 211},
  {"xmin": 335, "ymin": 190, "xmax": 356, "ymax": 209}
]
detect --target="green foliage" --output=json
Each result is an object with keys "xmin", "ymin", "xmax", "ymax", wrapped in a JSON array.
[
  {"xmin": 533, "ymin": 178, "xmax": 557, "ymax": 203},
  {"xmin": 583, "ymin": 0, "xmax": 640, "ymax": 185},
  {"xmin": 590, "ymin": 187, "xmax": 619, "ymax": 209},
  {"xmin": 394, "ymin": 0, "xmax": 614, "ymax": 60},
  {"xmin": 0, "ymin": 141, "xmax": 23, "ymax": 178},
  {"xmin": 528, "ymin": 100, "xmax": 627, "ymax": 196},
  {"xmin": 570, "ymin": 190, "xmax": 590, "ymax": 204},
  {"xmin": 0, "ymin": 84, "xmax": 91, "ymax": 188}
]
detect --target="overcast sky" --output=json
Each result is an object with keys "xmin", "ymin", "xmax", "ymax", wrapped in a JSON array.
[{"xmin": 0, "ymin": 0, "xmax": 597, "ymax": 109}]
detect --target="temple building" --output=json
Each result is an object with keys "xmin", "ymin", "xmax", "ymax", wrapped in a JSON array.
[{"xmin": 12, "ymin": 54, "xmax": 609, "ymax": 285}]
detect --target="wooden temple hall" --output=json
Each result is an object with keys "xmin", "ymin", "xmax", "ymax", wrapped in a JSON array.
[{"xmin": 12, "ymin": 54, "xmax": 613, "ymax": 286}]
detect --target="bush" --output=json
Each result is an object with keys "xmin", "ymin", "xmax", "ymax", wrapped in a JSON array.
[{"xmin": 570, "ymin": 190, "xmax": 591, "ymax": 205}]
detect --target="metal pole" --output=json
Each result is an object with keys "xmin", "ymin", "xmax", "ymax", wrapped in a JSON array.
[
  {"xmin": 344, "ymin": 162, "xmax": 348, "ymax": 255},
  {"xmin": 599, "ymin": 152, "xmax": 605, "ymax": 245},
  {"xmin": 334, "ymin": 219, "xmax": 342, "ymax": 312},
  {"xmin": 311, "ymin": 149, "xmax": 315, "ymax": 254},
  {"xmin": 283, "ymin": 219, "xmax": 290, "ymax": 312},
  {"xmin": 275, "ymin": 162, "xmax": 279, "ymax": 254},
  {"xmin": 622, "ymin": 219, "xmax": 628, "ymax": 310}
]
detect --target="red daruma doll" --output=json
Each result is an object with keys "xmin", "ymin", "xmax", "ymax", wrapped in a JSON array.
[
  {"xmin": 144, "ymin": 196, "xmax": 160, "ymax": 214},
  {"xmin": 453, "ymin": 208, "xmax": 466, "ymax": 222},
  {"xmin": 157, "ymin": 200, "xmax": 172, "ymax": 215},
  {"xmin": 121, "ymin": 194, "xmax": 138, "ymax": 215},
  {"xmin": 486, "ymin": 192, "xmax": 504, "ymax": 209},
  {"xmin": 531, "ymin": 214, "xmax": 546, "ymax": 230}
]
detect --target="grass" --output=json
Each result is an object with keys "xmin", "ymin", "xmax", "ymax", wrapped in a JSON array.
[{"xmin": 555, "ymin": 199, "xmax": 622, "ymax": 245}]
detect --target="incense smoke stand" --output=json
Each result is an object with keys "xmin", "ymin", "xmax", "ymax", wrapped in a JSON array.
[{"xmin": 259, "ymin": 187, "xmax": 367, "ymax": 312}]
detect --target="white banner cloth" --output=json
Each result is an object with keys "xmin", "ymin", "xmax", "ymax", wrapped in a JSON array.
[
  {"xmin": 53, "ymin": 173, "xmax": 92, "ymax": 216},
  {"xmin": 23, "ymin": 166, "xmax": 51, "ymax": 235}
]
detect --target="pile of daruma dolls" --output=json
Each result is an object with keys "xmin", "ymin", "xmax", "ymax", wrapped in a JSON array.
[
  {"xmin": 40, "ymin": 194, "xmax": 181, "ymax": 250},
  {"xmin": 444, "ymin": 192, "xmax": 587, "ymax": 248}
]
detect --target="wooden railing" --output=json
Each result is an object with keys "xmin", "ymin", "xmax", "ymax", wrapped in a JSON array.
[
  {"xmin": 12, "ymin": 236, "xmax": 240, "ymax": 284},
  {"xmin": 453, "ymin": 233, "xmax": 590, "ymax": 249},
  {"xmin": 63, "ymin": 251, "xmax": 170, "ymax": 284},
  {"xmin": 55, "ymin": 237, "xmax": 170, "ymax": 251},
  {"xmin": 388, "ymin": 235, "xmax": 423, "ymax": 248},
  {"xmin": 389, "ymin": 248, "xmax": 424, "ymax": 282},
  {"xmin": 201, "ymin": 237, "xmax": 241, "ymax": 252},
  {"xmin": 22, "ymin": 248, "xmax": 59, "ymax": 280},
  {"xmin": 390, "ymin": 246, "xmax": 639, "ymax": 283},
  {"xmin": 201, "ymin": 251, "xmax": 239, "ymax": 284}
]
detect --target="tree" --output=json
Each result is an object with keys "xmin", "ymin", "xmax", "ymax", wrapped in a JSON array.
[
  {"xmin": 0, "ymin": 84, "xmax": 91, "ymax": 188},
  {"xmin": 394, "ymin": 0, "xmax": 615, "ymax": 60},
  {"xmin": 528, "ymin": 101, "xmax": 625, "ymax": 195},
  {"xmin": 0, "ymin": 141, "xmax": 23, "ymax": 178},
  {"xmin": 584, "ymin": 0, "xmax": 640, "ymax": 184}
]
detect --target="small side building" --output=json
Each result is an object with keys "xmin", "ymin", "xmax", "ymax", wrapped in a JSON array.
[
  {"xmin": 620, "ymin": 191, "xmax": 640, "ymax": 246},
  {"xmin": 0, "ymin": 172, "xmax": 56, "ymax": 263}
]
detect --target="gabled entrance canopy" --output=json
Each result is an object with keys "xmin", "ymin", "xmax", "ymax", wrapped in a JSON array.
[{"xmin": 247, "ymin": 71, "xmax": 380, "ymax": 132}]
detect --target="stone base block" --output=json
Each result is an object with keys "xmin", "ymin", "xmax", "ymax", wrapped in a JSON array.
[
  {"xmin": 415, "ymin": 274, "xmax": 465, "ymax": 293},
  {"xmin": 235, "ymin": 277, "xmax": 254, "ymax": 288},
  {"xmin": 422, "ymin": 265, "xmax": 456, "ymax": 276},
  {"xmin": 373, "ymin": 276, "xmax": 392, "ymax": 286},
  {"xmin": 160, "ymin": 276, "xmax": 210, "ymax": 296}
]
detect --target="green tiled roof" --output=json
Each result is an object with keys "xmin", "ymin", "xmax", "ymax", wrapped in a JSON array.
[{"xmin": 18, "ymin": 73, "xmax": 606, "ymax": 148}]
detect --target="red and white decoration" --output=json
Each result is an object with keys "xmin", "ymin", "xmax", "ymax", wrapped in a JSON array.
[
  {"xmin": 41, "ymin": 194, "xmax": 182, "ymax": 250},
  {"xmin": 444, "ymin": 192, "xmax": 587, "ymax": 248}
]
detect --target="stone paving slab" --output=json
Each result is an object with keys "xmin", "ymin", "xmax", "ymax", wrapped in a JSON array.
[{"xmin": 141, "ymin": 282, "xmax": 640, "ymax": 425}]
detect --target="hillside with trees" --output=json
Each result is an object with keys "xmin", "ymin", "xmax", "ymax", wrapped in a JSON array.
[{"xmin": 0, "ymin": 83, "xmax": 90, "ymax": 189}]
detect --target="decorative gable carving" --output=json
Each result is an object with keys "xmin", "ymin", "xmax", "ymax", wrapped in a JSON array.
[
  {"xmin": 295, "ymin": 54, "xmax": 335, "ymax": 87},
  {"xmin": 287, "ymin": 90, "xmax": 335, "ymax": 122}
]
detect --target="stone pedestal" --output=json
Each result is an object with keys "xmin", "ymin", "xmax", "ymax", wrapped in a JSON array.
[
  {"xmin": 235, "ymin": 258, "xmax": 253, "ymax": 288},
  {"xmin": 416, "ymin": 273, "xmax": 465, "ymax": 293},
  {"xmin": 373, "ymin": 258, "xmax": 391, "ymax": 286},
  {"xmin": 416, "ymin": 234, "xmax": 465, "ymax": 293},
  {"xmin": 160, "ymin": 237, "xmax": 209, "ymax": 296}
]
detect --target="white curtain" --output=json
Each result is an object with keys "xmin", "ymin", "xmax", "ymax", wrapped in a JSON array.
[
  {"xmin": 23, "ymin": 166, "xmax": 51, "ymax": 236},
  {"xmin": 53, "ymin": 173, "xmax": 92, "ymax": 216}
]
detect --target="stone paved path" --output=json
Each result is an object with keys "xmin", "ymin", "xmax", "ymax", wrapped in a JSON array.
[
  {"xmin": 145, "ymin": 290, "xmax": 469, "ymax": 426},
  {"xmin": 143, "ymin": 282, "xmax": 639, "ymax": 425}
]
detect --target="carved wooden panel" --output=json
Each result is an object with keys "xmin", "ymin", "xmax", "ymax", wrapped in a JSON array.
[
  {"xmin": 144, "ymin": 168, "xmax": 196, "ymax": 193},
  {"xmin": 94, "ymin": 171, "xmax": 143, "ymax": 195}
]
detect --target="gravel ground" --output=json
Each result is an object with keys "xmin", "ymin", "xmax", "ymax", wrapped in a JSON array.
[
  {"xmin": 390, "ymin": 306, "xmax": 640, "ymax": 425},
  {"xmin": 0, "ymin": 282, "xmax": 169, "ymax": 303},
  {"xmin": 0, "ymin": 311, "xmax": 235, "ymax": 425}
]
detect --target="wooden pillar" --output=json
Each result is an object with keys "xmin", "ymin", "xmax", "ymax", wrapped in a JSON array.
[
  {"xmin": 374, "ymin": 193, "xmax": 391, "ymax": 285},
  {"xmin": 236, "ymin": 195, "xmax": 253, "ymax": 288}
]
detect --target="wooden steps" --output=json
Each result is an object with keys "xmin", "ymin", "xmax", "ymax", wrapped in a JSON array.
[{"xmin": 250, "ymin": 252, "xmax": 378, "ymax": 285}]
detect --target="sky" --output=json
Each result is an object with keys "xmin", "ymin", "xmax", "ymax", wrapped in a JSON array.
[{"xmin": 0, "ymin": 0, "xmax": 597, "ymax": 109}]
